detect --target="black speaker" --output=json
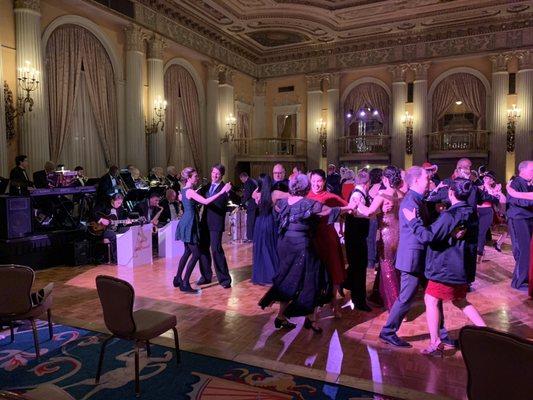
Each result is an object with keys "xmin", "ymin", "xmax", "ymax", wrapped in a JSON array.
[
  {"xmin": 70, "ymin": 240, "xmax": 92, "ymax": 266},
  {"xmin": 0, "ymin": 195, "xmax": 32, "ymax": 239}
]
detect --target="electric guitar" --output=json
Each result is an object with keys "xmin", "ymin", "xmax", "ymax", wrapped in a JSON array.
[{"xmin": 88, "ymin": 213, "xmax": 147, "ymax": 236}]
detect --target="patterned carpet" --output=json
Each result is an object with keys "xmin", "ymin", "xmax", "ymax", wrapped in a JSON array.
[{"xmin": 0, "ymin": 321, "xmax": 399, "ymax": 400}]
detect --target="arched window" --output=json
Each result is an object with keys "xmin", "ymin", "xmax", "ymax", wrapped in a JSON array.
[
  {"xmin": 164, "ymin": 65, "xmax": 202, "ymax": 169},
  {"xmin": 45, "ymin": 24, "xmax": 118, "ymax": 176},
  {"xmin": 343, "ymin": 82, "xmax": 390, "ymax": 136}
]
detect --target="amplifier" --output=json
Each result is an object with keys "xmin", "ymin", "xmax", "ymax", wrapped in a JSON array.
[{"xmin": 0, "ymin": 195, "xmax": 32, "ymax": 239}]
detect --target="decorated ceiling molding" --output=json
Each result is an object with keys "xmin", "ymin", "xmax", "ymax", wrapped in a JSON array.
[{"xmin": 132, "ymin": 0, "xmax": 533, "ymax": 77}]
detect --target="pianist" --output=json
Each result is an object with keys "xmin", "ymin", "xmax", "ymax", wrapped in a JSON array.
[
  {"xmin": 33, "ymin": 161, "xmax": 56, "ymax": 189},
  {"xmin": 9, "ymin": 155, "xmax": 33, "ymax": 195}
]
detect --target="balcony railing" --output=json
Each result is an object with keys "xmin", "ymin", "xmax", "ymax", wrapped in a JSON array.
[
  {"xmin": 427, "ymin": 130, "xmax": 489, "ymax": 154},
  {"xmin": 338, "ymin": 135, "xmax": 391, "ymax": 157},
  {"xmin": 233, "ymin": 137, "xmax": 307, "ymax": 158}
]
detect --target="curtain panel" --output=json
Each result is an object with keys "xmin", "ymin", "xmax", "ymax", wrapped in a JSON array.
[
  {"xmin": 343, "ymin": 83, "xmax": 390, "ymax": 135},
  {"xmin": 432, "ymin": 73, "xmax": 486, "ymax": 131},
  {"xmin": 46, "ymin": 24, "xmax": 118, "ymax": 167},
  {"xmin": 164, "ymin": 65, "xmax": 202, "ymax": 171}
]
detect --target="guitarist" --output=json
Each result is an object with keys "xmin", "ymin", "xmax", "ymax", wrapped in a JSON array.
[{"xmin": 91, "ymin": 193, "xmax": 131, "ymax": 263}]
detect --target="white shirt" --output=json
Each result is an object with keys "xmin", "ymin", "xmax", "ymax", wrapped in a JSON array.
[{"xmin": 169, "ymin": 202, "xmax": 178, "ymax": 220}]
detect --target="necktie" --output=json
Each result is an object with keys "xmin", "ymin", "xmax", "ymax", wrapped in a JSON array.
[{"xmin": 209, "ymin": 184, "xmax": 216, "ymax": 197}]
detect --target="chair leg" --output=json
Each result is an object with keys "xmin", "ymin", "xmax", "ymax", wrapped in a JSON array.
[
  {"xmin": 145, "ymin": 341, "xmax": 151, "ymax": 357},
  {"xmin": 171, "ymin": 327, "xmax": 180, "ymax": 366},
  {"xmin": 47, "ymin": 309, "xmax": 53, "ymax": 340},
  {"xmin": 134, "ymin": 343, "xmax": 140, "ymax": 396},
  {"xmin": 9, "ymin": 322, "xmax": 14, "ymax": 343},
  {"xmin": 95, "ymin": 335, "xmax": 114, "ymax": 384},
  {"xmin": 29, "ymin": 318, "xmax": 40, "ymax": 359}
]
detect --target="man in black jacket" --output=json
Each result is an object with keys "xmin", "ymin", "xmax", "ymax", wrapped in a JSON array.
[
  {"xmin": 33, "ymin": 161, "xmax": 56, "ymax": 188},
  {"xmin": 198, "ymin": 164, "xmax": 231, "ymax": 288},
  {"xmin": 239, "ymin": 172, "xmax": 257, "ymax": 242},
  {"xmin": 97, "ymin": 165, "xmax": 121, "ymax": 201},
  {"xmin": 9, "ymin": 155, "xmax": 33, "ymax": 195},
  {"xmin": 159, "ymin": 189, "xmax": 181, "ymax": 225}
]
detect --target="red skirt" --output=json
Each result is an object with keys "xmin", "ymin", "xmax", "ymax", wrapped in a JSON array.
[{"xmin": 426, "ymin": 280, "xmax": 468, "ymax": 301}]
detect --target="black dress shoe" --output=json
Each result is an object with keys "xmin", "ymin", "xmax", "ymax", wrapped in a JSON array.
[
  {"xmin": 379, "ymin": 333, "xmax": 412, "ymax": 348},
  {"xmin": 180, "ymin": 284, "xmax": 199, "ymax": 294},
  {"xmin": 440, "ymin": 336, "xmax": 459, "ymax": 349},
  {"xmin": 196, "ymin": 277, "xmax": 212, "ymax": 285},
  {"xmin": 354, "ymin": 302, "xmax": 372, "ymax": 312},
  {"xmin": 274, "ymin": 318, "xmax": 296, "ymax": 329},
  {"xmin": 221, "ymin": 283, "xmax": 231, "ymax": 289},
  {"xmin": 172, "ymin": 275, "xmax": 182, "ymax": 288},
  {"xmin": 304, "ymin": 318, "xmax": 322, "ymax": 334}
]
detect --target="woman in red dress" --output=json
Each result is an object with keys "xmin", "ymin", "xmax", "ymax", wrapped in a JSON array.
[{"xmin": 307, "ymin": 169, "xmax": 348, "ymax": 317}]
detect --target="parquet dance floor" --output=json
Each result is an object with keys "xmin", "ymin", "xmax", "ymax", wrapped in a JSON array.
[{"xmin": 33, "ymin": 240, "xmax": 532, "ymax": 400}]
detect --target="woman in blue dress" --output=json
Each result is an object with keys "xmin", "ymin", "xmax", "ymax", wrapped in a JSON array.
[
  {"xmin": 251, "ymin": 174, "xmax": 280, "ymax": 285},
  {"xmin": 173, "ymin": 167, "xmax": 231, "ymax": 293}
]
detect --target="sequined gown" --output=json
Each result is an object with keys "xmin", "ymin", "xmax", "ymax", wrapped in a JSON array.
[{"xmin": 376, "ymin": 192, "xmax": 401, "ymax": 310}]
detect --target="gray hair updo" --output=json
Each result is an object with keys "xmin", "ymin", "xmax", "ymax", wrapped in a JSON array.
[{"xmin": 289, "ymin": 173, "xmax": 310, "ymax": 197}]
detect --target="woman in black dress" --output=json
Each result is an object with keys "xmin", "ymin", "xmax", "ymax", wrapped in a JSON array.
[{"xmin": 259, "ymin": 174, "xmax": 354, "ymax": 333}]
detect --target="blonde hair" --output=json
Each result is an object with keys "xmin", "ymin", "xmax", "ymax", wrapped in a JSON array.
[{"xmin": 181, "ymin": 167, "xmax": 197, "ymax": 182}]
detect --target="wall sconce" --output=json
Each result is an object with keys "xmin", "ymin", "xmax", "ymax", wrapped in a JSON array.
[
  {"xmin": 316, "ymin": 117, "xmax": 327, "ymax": 157},
  {"xmin": 402, "ymin": 111, "xmax": 414, "ymax": 154},
  {"xmin": 506, "ymin": 104, "xmax": 520, "ymax": 152},
  {"xmin": 145, "ymin": 96, "xmax": 167, "ymax": 135},
  {"xmin": 17, "ymin": 61, "xmax": 40, "ymax": 115},
  {"xmin": 220, "ymin": 113, "xmax": 237, "ymax": 143}
]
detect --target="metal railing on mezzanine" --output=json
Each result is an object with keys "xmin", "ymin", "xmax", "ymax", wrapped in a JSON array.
[
  {"xmin": 427, "ymin": 130, "xmax": 489, "ymax": 155},
  {"xmin": 233, "ymin": 137, "xmax": 307, "ymax": 158},
  {"xmin": 337, "ymin": 135, "xmax": 391, "ymax": 157}
]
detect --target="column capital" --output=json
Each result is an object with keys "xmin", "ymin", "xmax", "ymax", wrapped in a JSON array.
[
  {"xmin": 410, "ymin": 62, "xmax": 430, "ymax": 81},
  {"xmin": 389, "ymin": 64, "xmax": 408, "ymax": 83},
  {"xmin": 489, "ymin": 53, "xmax": 511, "ymax": 73},
  {"xmin": 124, "ymin": 24, "xmax": 145, "ymax": 53},
  {"xmin": 325, "ymin": 73, "xmax": 340, "ymax": 91},
  {"xmin": 305, "ymin": 73, "xmax": 327, "ymax": 92},
  {"xmin": 218, "ymin": 65, "xmax": 234, "ymax": 86},
  {"xmin": 254, "ymin": 79, "xmax": 266, "ymax": 96},
  {"xmin": 203, "ymin": 61, "xmax": 220, "ymax": 81},
  {"xmin": 516, "ymin": 50, "xmax": 533, "ymax": 70},
  {"xmin": 14, "ymin": 0, "xmax": 39, "ymax": 12},
  {"xmin": 147, "ymin": 34, "xmax": 165, "ymax": 60}
]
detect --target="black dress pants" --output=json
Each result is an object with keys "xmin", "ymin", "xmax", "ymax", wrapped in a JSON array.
[
  {"xmin": 344, "ymin": 216, "xmax": 369, "ymax": 304},
  {"xmin": 199, "ymin": 228, "xmax": 231, "ymax": 286},
  {"xmin": 508, "ymin": 217, "xmax": 532, "ymax": 289},
  {"xmin": 477, "ymin": 207, "xmax": 494, "ymax": 256}
]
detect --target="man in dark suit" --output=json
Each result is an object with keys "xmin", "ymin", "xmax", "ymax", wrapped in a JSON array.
[
  {"xmin": 159, "ymin": 188, "xmax": 181, "ymax": 225},
  {"xmin": 134, "ymin": 192, "xmax": 162, "ymax": 226},
  {"xmin": 239, "ymin": 172, "xmax": 257, "ymax": 242},
  {"xmin": 507, "ymin": 160, "xmax": 533, "ymax": 290},
  {"xmin": 326, "ymin": 164, "xmax": 342, "ymax": 195},
  {"xmin": 380, "ymin": 166, "xmax": 451, "ymax": 348},
  {"xmin": 271, "ymin": 163, "xmax": 289, "ymax": 192},
  {"xmin": 9, "ymin": 155, "xmax": 33, "ymax": 195},
  {"xmin": 33, "ymin": 161, "xmax": 56, "ymax": 188},
  {"xmin": 97, "ymin": 165, "xmax": 121, "ymax": 201},
  {"xmin": 166, "ymin": 166, "xmax": 181, "ymax": 191},
  {"xmin": 198, "ymin": 164, "xmax": 231, "ymax": 288}
]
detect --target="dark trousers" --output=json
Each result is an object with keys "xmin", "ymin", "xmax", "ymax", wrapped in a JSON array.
[
  {"xmin": 246, "ymin": 205, "xmax": 257, "ymax": 241},
  {"xmin": 477, "ymin": 207, "xmax": 494, "ymax": 255},
  {"xmin": 381, "ymin": 271, "xmax": 447, "ymax": 338},
  {"xmin": 199, "ymin": 229, "xmax": 231, "ymax": 286},
  {"xmin": 344, "ymin": 217, "xmax": 369, "ymax": 304},
  {"xmin": 176, "ymin": 243, "xmax": 201, "ymax": 285},
  {"xmin": 508, "ymin": 217, "xmax": 533, "ymax": 289},
  {"xmin": 102, "ymin": 230, "xmax": 117, "ymax": 263},
  {"xmin": 367, "ymin": 218, "xmax": 378, "ymax": 267}
]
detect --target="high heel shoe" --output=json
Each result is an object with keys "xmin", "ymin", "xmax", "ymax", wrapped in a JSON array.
[
  {"xmin": 173, "ymin": 275, "xmax": 183, "ymax": 288},
  {"xmin": 304, "ymin": 318, "xmax": 322, "ymax": 334},
  {"xmin": 180, "ymin": 283, "xmax": 199, "ymax": 294},
  {"xmin": 421, "ymin": 342, "xmax": 445, "ymax": 357},
  {"xmin": 274, "ymin": 318, "xmax": 296, "ymax": 330}
]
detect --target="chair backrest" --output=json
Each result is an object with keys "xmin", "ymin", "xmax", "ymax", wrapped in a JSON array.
[
  {"xmin": 460, "ymin": 325, "xmax": 533, "ymax": 400},
  {"xmin": 0, "ymin": 265, "xmax": 34, "ymax": 316},
  {"xmin": 95, "ymin": 275, "xmax": 136, "ymax": 337}
]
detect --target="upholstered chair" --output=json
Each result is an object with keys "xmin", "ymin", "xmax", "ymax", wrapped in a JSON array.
[
  {"xmin": 95, "ymin": 275, "xmax": 180, "ymax": 396},
  {"xmin": 460, "ymin": 325, "xmax": 533, "ymax": 400},
  {"xmin": 0, "ymin": 264, "xmax": 53, "ymax": 359}
]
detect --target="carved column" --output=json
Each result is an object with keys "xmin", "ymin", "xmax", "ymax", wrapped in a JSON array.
[
  {"xmin": 0, "ymin": 46, "xmax": 7, "ymax": 176},
  {"xmin": 326, "ymin": 73, "xmax": 340, "ymax": 165},
  {"xmin": 218, "ymin": 66, "xmax": 234, "ymax": 173},
  {"xmin": 147, "ymin": 34, "xmax": 166, "ymax": 168},
  {"xmin": 390, "ymin": 65, "xmax": 407, "ymax": 168},
  {"xmin": 204, "ymin": 62, "xmax": 220, "ymax": 169},
  {"xmin": 14, "ymin": 0, "xmax": 50, "ymax": 172},
  {"xmin": 125, "ymin": 24, "xmax": 146, "ymax": 172},
  {"xmin": 253, "ymin": 79, "xmax": 266, "ymax": 138},
  {"xmin": 306, "ymin": 74, "xmax": 324, "ymax": 170},
  {"xmin": 516, "ymin": 50, "xmax": 533, "ymax": 164},
  {"xmin": 489, "ymin": 53, "xmax": 510, "ymax": 180},
  {"xmin": 411, "ymin": 62, "xmax": 430, "ymax": 165}
]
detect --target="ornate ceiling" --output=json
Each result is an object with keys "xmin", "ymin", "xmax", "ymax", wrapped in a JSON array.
[{"xmin": 133, "ymin": 0, "xmax": 533, "ymax": 77}]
